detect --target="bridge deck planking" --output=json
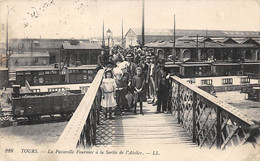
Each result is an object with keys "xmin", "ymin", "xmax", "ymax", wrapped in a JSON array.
[{"xmin": 96, "ymin": 102, "xmax": 198, "ymax": 148}]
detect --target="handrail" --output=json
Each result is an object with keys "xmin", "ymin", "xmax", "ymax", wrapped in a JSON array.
[
  {"xmin": 25, "ymin": 80, "xmax": 41, "ymax": 93},
  {"xmin": 25, "ymin": 80, "xmax": 31, "ymax": 91},
  {"xmin": 56, "ymin": 69, "xmax": 104, "ymax": 149},
  {"xmin": 170, "ymin": 76, "xmax": 254, "ymax": 150}
]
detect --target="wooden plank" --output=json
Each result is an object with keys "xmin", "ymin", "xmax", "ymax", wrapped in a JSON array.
[{"xmin": 96, "ymin": 102, "xmax": 197, "ymax": 148}]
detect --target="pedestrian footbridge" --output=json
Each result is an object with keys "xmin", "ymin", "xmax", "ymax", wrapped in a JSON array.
[
  {"xmin": 95, "ymin": 102, "xmax": 197, "ymax": 147},
  {"xmin": 56, "ymin": 70, "xmax": 254, "ymax": 150}
]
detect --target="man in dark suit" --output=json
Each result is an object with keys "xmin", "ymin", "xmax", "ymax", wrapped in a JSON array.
[
  {"xmin": 125, "ymin": 53, "xmax": 137, "ymax": 109},
  {"xmin": 125, "ymin": 53, "xmax": 137, "ymax": 84},
  {"xmin": 97, "ymin": 49, "xmax": 108, "ymax": 70},
  {"xmin": 138, "ymin": 56, "xmax": 149, "ymax": 98},
  {"xmin": 138, "ymin": 56, "xmax": 149, "ymax": 81},
  {"xmin": 155, "ymin": 59, "xmax": 170, "ymax": 113}
]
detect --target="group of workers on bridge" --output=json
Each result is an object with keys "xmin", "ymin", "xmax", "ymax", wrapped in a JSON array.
[{"xmin": 97, "ymin": 45, "xmax": 174, "ymax": 119}]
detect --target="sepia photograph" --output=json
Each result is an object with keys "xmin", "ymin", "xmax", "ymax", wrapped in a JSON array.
[{"xmin": 0, "ymin": 0, "xmax": 259, "ymax": 160}]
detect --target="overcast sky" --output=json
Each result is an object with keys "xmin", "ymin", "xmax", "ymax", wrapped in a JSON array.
[{"xmin": 0, "ymin": 0, "xmax": 259, "ymax": 39}]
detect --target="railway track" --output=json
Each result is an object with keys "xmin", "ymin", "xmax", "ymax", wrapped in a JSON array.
[{"xmin": 0, "ymin": 109, "xmax": 72, "ymax": 127}]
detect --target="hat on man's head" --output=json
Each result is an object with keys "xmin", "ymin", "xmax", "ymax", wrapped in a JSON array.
[
  {"xmin": 136, "ymin": 67, "xmax": 142, "ymax": 72},
  {"xmin": 125, "ymin": 53, "xmax": 133, "ymax": 59},
  {"xmin": 146, "ymin": 55, "xmax": 151, "ymax": 59},
  {"xmin": 140, "ymin": 55, "xmax": 146, "ymax": 60}
]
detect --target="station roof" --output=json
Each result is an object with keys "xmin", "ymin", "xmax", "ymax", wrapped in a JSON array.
[
  {"xmin": 62, "ymin": 42, "xmax": 102, "ymax": 50},
  {"xmin": 128, "ymin": 28, "xmax": 260, "ymax": 38},
  {"xmin": 15, "ymin": 67, "xmax": 59, "ymax": 72},
  {"xmin": 145, "ymin": 38, "xmax": 256, "ymax": 49},
  {"xmin": 180, "ymin": 63, "xmax": 211, "ymax": 67},
  {"xmin": 67, "ymin": 65, "xmax": 97, "ymax": 70}
]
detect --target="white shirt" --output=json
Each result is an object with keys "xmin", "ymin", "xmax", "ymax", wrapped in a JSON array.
[{"xmin": 150, "ymin": 64, "xmax": 154, "ymax": 76}]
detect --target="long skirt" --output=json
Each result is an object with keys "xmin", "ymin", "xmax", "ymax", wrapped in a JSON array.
[{"xmin": 101, "ymin": 93, "xmax": 117, "ymax": 108}]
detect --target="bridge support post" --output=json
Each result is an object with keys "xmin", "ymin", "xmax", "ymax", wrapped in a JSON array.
[
  {"xmin": 216, "ymin": 107, "xmax": 222, "ymax": 149},
  {"xmin": 93, "ymin": 109, "xmax": 97, "ymax": 145},
  {"xmin": 192, "ymin": 92, "xmax": 197, "ymax": 143},
  {"xmin": 177, "ymin": 82, "xmax": 181, "ymax": 124}
]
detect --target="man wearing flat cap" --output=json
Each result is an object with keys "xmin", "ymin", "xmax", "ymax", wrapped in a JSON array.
[{"xmin": 125, "ymin": 53, "xmax": 137, "ymax": 85}]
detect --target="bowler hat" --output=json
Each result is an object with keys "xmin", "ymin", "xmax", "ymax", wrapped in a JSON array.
[
  {"xmin": 125, "ymin": 53, "xmax": 133, "ymax": 59},
  {"xmin": 140, "ymin": 56, "xmax": 146, "ymax": 60},
  {"xmin": 136, "ymin": 67, "xmax": 142, "ymax": 71},
  {"xmin": 146, "ymin": 55, "xmax": 151, "ymax": 59}
]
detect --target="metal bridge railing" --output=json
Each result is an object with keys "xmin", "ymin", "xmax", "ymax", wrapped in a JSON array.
[
  {"xmin": 170, "ymin": 76, "xmax": 254, "ymax": 150},
  {"xmin": 56, "ymin": 69, "xmax": 104, "ymax": 149}
]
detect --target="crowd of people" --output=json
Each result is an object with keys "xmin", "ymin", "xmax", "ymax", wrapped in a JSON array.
[{"xmin": 97, "ymin": 45, "xmax": 175, "ymax": 119}]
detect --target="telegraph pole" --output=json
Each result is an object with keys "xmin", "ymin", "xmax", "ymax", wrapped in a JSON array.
[
  {"xmin": 5, "ymin": 5, "xmax": 15, "ymax": 68},
  {"xmin": 141, "ymin": 0, "xmax": 145, "ymax": 48},
  {"xmin": 31, "ymin": 39, "xmax": 33, "ymax": 65},
  {"xmin": 6, "ymin": 6, "xmax": 9, "ymax": 68},
  {"xmin": 173, "ymin": 15, "xmax": 176, "ymax": 64},
  {"xmin": 196, "ymin": 34, "xmax": 199, "ymax": 58},
  {"xmin": 121, "ymin": 19, "xmax": 124, "ymax": 48},
  {"xmin": 102, "ymin": 20, "xmax": 105, "ymax": 48}
]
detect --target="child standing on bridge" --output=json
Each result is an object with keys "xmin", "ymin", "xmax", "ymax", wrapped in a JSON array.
[
  {"xmin": 101, "ymin": 68, "xmax": 117, "ymax": 119},
  {"xmin": 132, "ymin": 67, "xmax": 146, "ymax": 115}
]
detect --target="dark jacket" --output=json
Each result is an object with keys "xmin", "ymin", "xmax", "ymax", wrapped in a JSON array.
[
  {"xmin": 127, "ymin": 62, "xmax": 137, "ymax": 82},
  {"xmin": 97, "ymin": 54, "xmax": 108, "ymax": 69},
  {"xmin": 138, "ymin": 63, "xmax": 148, "ymax": 80},
  {"xmin": 155, "ymin": 68, "xmax": 170, "ymax": 90},
  {"xmin": 132, "ymin": 75, "xmax": 146, "ymax": 102}
]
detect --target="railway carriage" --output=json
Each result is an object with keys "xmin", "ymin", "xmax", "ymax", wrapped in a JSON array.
[
  {"xmin": 65, "ymin": 65, "xmax": 97, "ymax": 84},
  {"xmin": 15, "ymin": 67, "xmax": 62, "ymax": 86}
]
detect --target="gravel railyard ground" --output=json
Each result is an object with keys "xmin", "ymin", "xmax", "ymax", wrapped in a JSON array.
[
  {"xmin": 0, "ymin": 121, "xmax": 67, "ymax": 146},
  {"xmin": 216, "ymin": 91, "xmax": 260, "ymax": 121}
]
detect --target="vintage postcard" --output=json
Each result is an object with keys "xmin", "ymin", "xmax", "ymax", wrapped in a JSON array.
[{"xmin": 0, "ymin": 0, "xmax": 259, "ymax": 161}]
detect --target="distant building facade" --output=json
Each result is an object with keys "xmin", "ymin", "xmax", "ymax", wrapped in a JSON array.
[
  {"xmin": 8, "ymin": 38, "xmax": 91, "ymax": 64},
  {"xmin": 125, "ymin": 28, "xmax": 260, "ymax": 78},
  {"xmin": 9, "ymin": 52, "xmax": 50, "ymax": 66},
  {"xmin": 60, "ymin": 40, "xmax": 102, "ymax": 67},
  {"xmin": 125, "ymin": 28, "xmax": 260, "ymax": 48}
]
